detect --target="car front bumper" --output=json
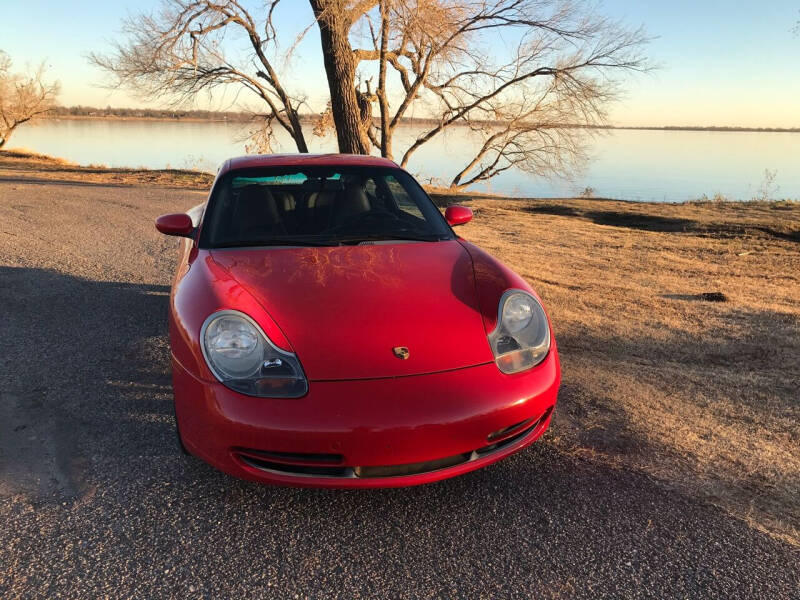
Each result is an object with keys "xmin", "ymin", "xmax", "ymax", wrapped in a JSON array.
[{"xmin": 172, "ymin": 351, "xmax": 560, "ymax": 488}]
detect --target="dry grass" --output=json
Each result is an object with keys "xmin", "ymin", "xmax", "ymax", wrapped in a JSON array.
[
  {"xmin": 434, "ymin": 194, "xmax": 800, "ymax": 546},
  {"xmin": 0, "ymin": 148, "xmax": 214, "ymax": 189}
]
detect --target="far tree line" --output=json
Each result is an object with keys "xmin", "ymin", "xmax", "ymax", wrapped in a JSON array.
[
  {"xmin": 50, "ymin": 105, "xmax": 256, "ymax": 121},
  {"xmin": 43, "ymin": 105, "xmax": 800, "ymax": 135},
  {"xmin": 45, "ymin": 105, "xmax": 525, "ymax": 127}
]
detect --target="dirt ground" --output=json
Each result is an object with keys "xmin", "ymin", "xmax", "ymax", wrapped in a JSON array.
[{"xmin": 429, "ymin": 191, "xmax": 800, "ymax": 546}]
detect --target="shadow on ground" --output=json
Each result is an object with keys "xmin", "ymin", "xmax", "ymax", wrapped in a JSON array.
[
  {"xmin": 522, "ymin": 203, "xmax": 800, "ymax": 242},
  {"xmin": 0, "ymin": 266, "xmax": 173, "ymax": 500}
]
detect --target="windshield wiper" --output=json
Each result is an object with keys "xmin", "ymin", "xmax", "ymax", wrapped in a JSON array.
[
  {"xmin": 212, "ymin": 233, "xmax": 447, "ymax": 248},
  {"xmin": 212, "ymin": 238, "xmax": 335, "ymax": 248},
  {"xmin": 336, "ymin": 233, "xmax": 446, "ymax": 245}
]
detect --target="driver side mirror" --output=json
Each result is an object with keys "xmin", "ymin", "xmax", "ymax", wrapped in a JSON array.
[
  {"xmin": 155, "ymin": 213, "xmax": 194, "ymax": 237},
  {"xmin": 445, "ymin": 205, "xmax": 473, "ymax": 227}
]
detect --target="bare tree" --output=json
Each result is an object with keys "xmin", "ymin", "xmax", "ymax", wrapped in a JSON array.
[
  {"xmin": 449, "ymin": 90, "xmax": 594, "ymax": 188},
  {"xmin": 0, "ymin": 52, "xmax": 60, "ymax": 149},
  {"xmin": 350, "ymin": 0, "xmax": 649, "ymax": 188},
  {"xmin": 92, "ymin": 0, "xmax": 384, "ymax": 154},
  {"xmin": 90, "ymin": 1, "xmax": 311, "ymax": 152},
  {"xmin": 93, "ymin": 0, "xmax": 648, "ymax": 190}
]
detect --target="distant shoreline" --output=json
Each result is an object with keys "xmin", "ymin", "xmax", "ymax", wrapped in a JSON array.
[
  {"xmin": 43, "ymin": 110, "xmax": 800, "ymax": 133},
  {"xmin": 44, "ymin": 114, "xmax": 251, "ymax": 124},
  {"xmin": 2, "ymin": 148, "xmax": 797, "ymax": 205},
  {"xmin": 602, "ymin": 125, "xmax": 800, "ymax": 133}
]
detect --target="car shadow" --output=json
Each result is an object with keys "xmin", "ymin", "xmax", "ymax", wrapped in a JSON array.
[{"xmin": 0, "ymin": 266, "xmax": 174, "ymax": 501}]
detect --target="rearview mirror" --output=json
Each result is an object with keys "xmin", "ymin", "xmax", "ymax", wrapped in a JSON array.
[
  {"xmin": 445, "ymin": 205, "xmax": 473, "ymax": 227},
  {"xmin": 155, "ymin": 213, "xmax": 194, "ymax": 237}
]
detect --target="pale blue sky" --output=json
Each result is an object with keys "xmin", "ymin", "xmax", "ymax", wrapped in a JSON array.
[{"xmin": 3, "ymin": 0, "xmax": 799, "ymax": 127}]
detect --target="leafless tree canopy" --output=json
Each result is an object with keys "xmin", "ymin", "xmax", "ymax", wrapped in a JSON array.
[
  {"xmin": 0, "ymin": 52, "xmax": 60, "ymax": 149},
  {"xmin": 89, "ymin": 1, "xmax": 311, "ymax": 152},
  {"xmin": 350, "ymin": 0, "xmax": 649, "ymax": 187},
  {"xmin": 93, "ymin": 0, "xmax": 648, "ymax": 188}
]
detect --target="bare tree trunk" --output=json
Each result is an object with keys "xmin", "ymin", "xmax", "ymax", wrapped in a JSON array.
[
  {"xmin": 309, "ymin": 0, "xmax": 371, "ymax": 155},
  {"xmin": 376, "ymin": 0, "xmax": 392, "ymax": 159},
  {"xmin": 289, "ymin": 116, "xmax": 309, "ymax": 153}
]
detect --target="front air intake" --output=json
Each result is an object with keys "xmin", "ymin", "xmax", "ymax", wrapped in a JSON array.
[{"xmin": 234, "ymin": 406, "xmax": 553, "ymax": 480}]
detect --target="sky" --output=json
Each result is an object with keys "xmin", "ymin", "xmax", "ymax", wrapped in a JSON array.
[{"xmin": 2, "ymin": 0, "xmax": 799, "ymax": 127}]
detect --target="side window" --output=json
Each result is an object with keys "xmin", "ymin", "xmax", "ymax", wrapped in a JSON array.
[{"xmin": 385, "ymin": 174, "xmax": 424, "ymax": 219}]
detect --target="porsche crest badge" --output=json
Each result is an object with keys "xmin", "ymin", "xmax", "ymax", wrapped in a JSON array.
[{"xmin": 392, "ymin": 346, "xmax": 410, "ymax": 360}]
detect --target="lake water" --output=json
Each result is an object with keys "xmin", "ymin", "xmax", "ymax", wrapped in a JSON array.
[{"xmin": 10, "ymin": 119, "xmax": 800, "ymax": 202}]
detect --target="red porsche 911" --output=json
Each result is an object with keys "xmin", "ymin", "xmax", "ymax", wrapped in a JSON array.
[{"xmin": 156, "ymin": 153, "xmax": 560, "ymax": 488}]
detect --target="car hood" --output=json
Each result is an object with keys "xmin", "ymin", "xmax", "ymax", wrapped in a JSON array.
[{"xmin": 209, "ymin": 241, "xmax": 493, "ymax": 380}]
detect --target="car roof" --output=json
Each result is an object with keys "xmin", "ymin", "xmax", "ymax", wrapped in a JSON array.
[{"xmin": 220, "ymin": 153, "xmax": 399, "ymax": 175}]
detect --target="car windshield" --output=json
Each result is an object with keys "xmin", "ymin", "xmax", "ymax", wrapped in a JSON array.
[{"xmin": 199, "ymin": 165, "xmax": 454, "ymax": 248}]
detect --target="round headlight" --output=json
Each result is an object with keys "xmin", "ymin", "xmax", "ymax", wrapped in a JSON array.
[
  {"xmin": 203, "ymin": 314, "xmax": 264, "ymax": 379},
  {"xmin": 502, "ymin": 293, "xmax": 534, "ymax": 333},
  {"xmin": 200, "ymin": 310, "xmax": 308, "ymax": 398}
]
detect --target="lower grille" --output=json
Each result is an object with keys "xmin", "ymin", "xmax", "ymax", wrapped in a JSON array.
[
  {"xmin": 238, "ymin": 455, "xmax": 351, "ymax": 477},
  {"xmin": 235, "ymin": 448, "xmax": 344, "ymax": 465},
  {"xmin": 234, "ymin": 406, "xmax": 553, "ymax": 480},
  {"xmin": 354, "ymin": 452, "xmax": 471, "ymax": 478},
  {"xmin": 486, "ymin": 417, "xmax": 537, "ymax": 443},
  {"xmin": 477, "ymin": 407, "xmax": 552, "ymax": 456}
]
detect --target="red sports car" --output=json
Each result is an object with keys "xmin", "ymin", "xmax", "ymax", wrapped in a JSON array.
[{"xmin": 156, "ymin": 154, "xmax": 560, "ymax": 488}]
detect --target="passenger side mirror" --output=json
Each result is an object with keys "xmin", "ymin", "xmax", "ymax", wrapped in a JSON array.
[
  {"xmin": 445, "ymin": 205, "xmax": 473, "ymax": 227},
  {"xmin": 155, "ymin": 213, "xmax": 194, "ymax": 237}
]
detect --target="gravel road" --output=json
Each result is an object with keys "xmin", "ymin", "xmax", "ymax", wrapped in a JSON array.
[{"xmin": 1, "ymin": 171, "xmax": 798, "ymax": 599}]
